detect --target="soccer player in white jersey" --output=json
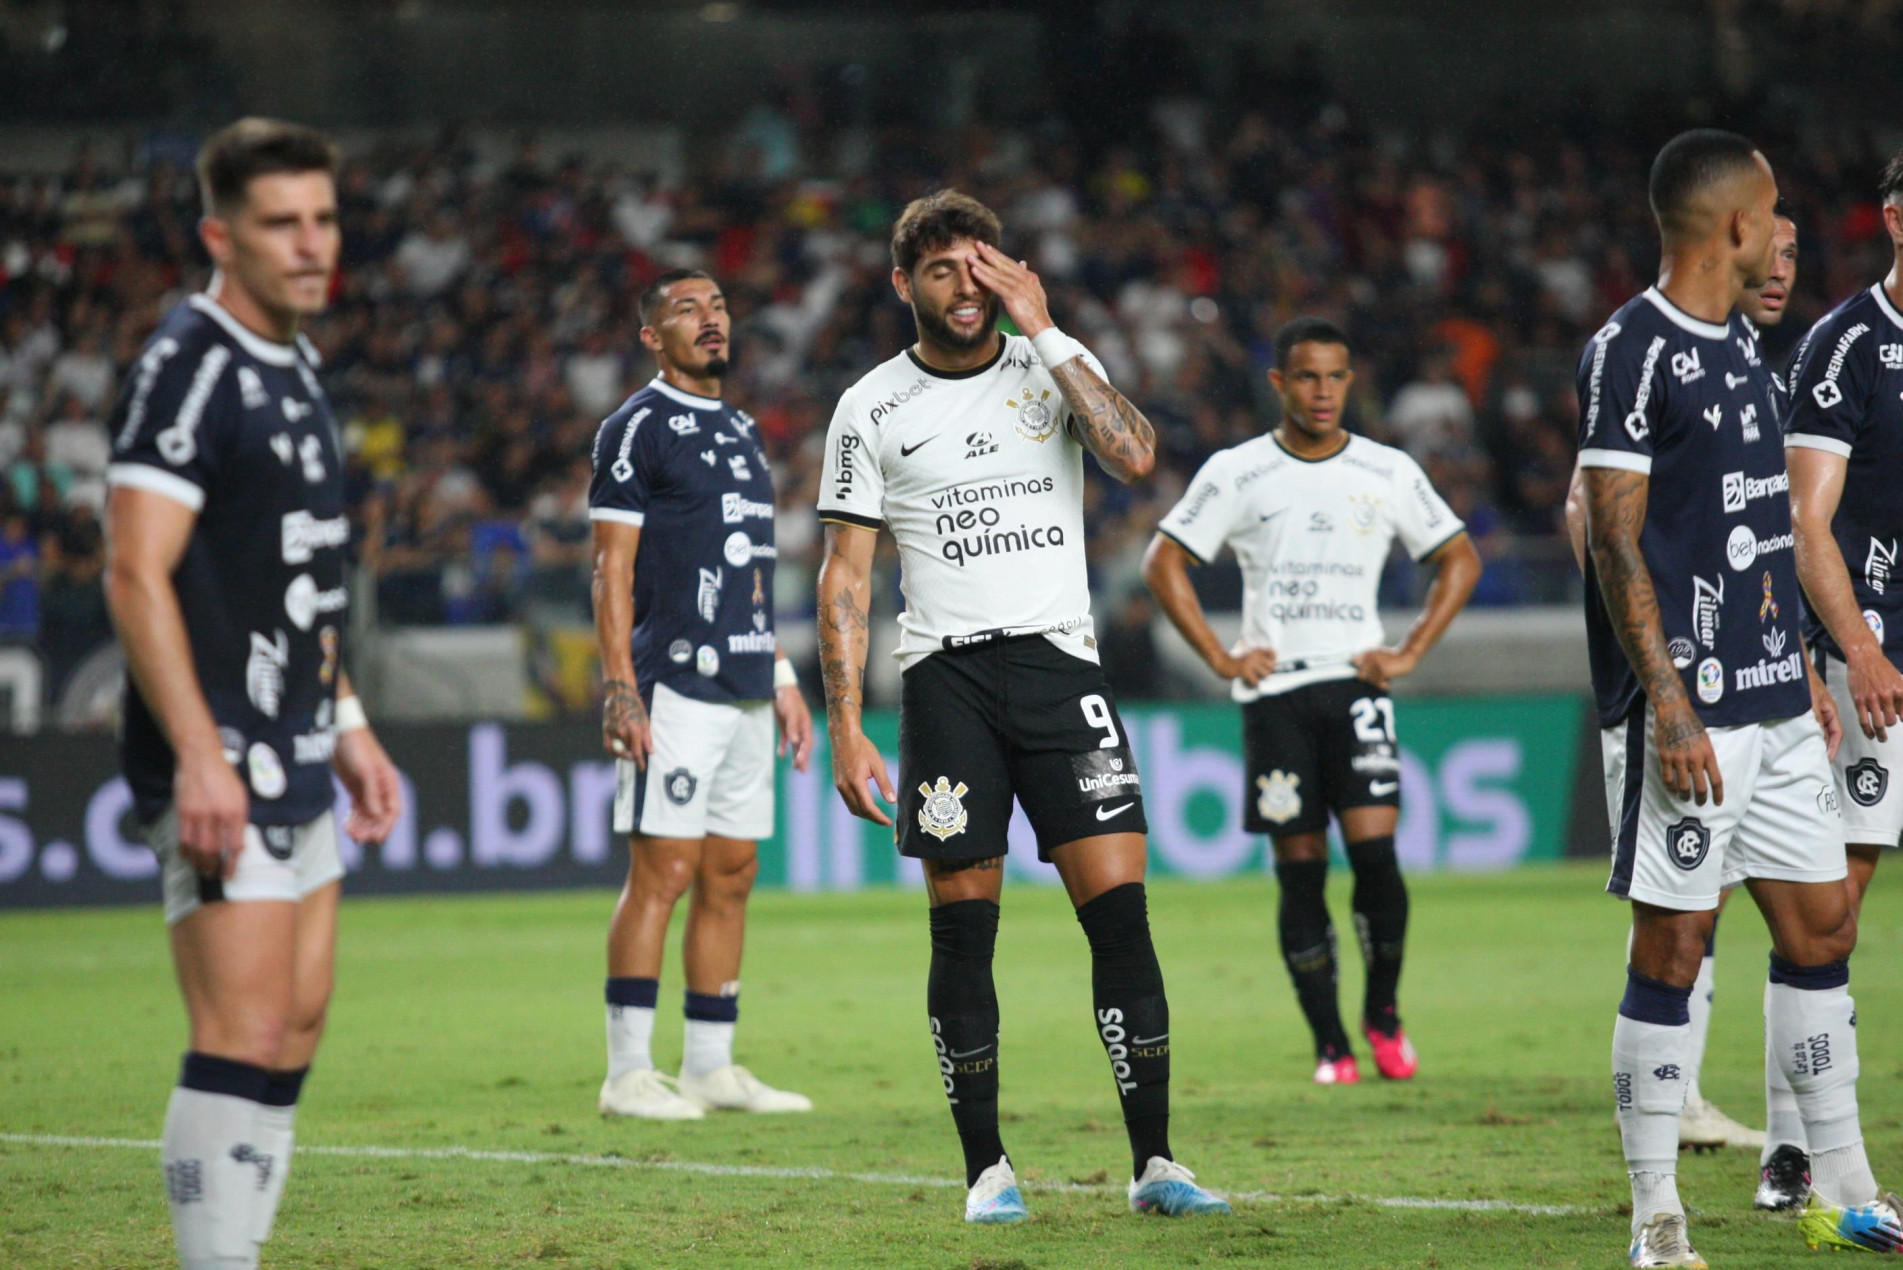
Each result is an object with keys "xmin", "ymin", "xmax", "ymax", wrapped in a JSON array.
[
  {"xmin": 104, "ymin": 120, "xmax": 403, "ymax": 1270},
  {"xmin": 1577, "ymin": 130, "xmax": 1900, "ymax": 1265},
  {"xmin": 816, "ymin": 190, "xmax": 1230, "ymax": 1224},
  {"xmin": 1564, "ymin": 216, "xmax": 1796, "ymax": 1162},
  {"xmin": 588, "ymin": 269, "xmax": 814, "ymax": 1120},
  {"xmin": 1142, "ymin": 318, "xmax": 1480, "ymax": 1085}
]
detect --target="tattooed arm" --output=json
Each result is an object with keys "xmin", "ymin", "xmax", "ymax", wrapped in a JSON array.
[
  {"xmin": 816, "ymin": 520, "xmax": 896, "ymax": 824},
  {"xmin": 1047, "ymin": 355, "xmax": 1158, "ymax": 483},
  {"xmin": 964, "ymin": 240, "xmax": 1155, "ymax": 483},
  {"xmin": 590, "ymin": 518, "xmax": 651, "ymax": 766},
  {"xmin": 1583, "ymin": 466, "xmax": 1724, "ymax": 805}
]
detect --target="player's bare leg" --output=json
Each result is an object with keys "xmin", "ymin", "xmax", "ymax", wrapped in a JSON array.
[
  {"xmin": 1267, "ymin": 831, "xmax": 1355, "ymax": 1082},
  {"xmin": 1049, "ymin": 832, "xmax": 1228, "ymax": 1216},
  {"xmin": 1338, "ymin": 805, "xmax": 1415, "ymax": 1079},
  {"xmin": 600, "ymin": 834, "xmax": 704, "ymax": 1119},
  {"xmin": 165, "ymin": 900, "xmax": 297, "ymax": 1270},
  {"xmin": 674, "ymin": 835, "xmax": 807, "ymax": 1113},
  {"xmin": 1674, "ymin": 884, "xmax": 1762, "ymax": 1154}
]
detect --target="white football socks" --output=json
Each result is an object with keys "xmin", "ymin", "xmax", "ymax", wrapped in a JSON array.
[
  {"xmin": 161, "ymin": 1082, "xmax": 265, "ymax": 1270},
  {"xmin": 1614, "ymin": 970, "xmax": 1693, "ymax": 1235},
  {"xmin": 1682, "ymin": 954, "xmax": 1715, "ymax": 1106},
  {"xmin": 681, "ymin": 1019, "xmax": 736, "ymax": 1079},
  {"xmin": 1762, "ymin": 1035, "xmax": 1806, "ymax": 1165},
  {"xmin": 606, "ymin": 1003, "xmax": 657, "ymax": 1079},
  {"xmin": 1766, "ymin": 966, "xmax": 1875, "ymax": 1206}
]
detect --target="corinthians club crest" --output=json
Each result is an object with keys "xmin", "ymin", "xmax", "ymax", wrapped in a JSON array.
[
  {"xmin": 1007, "ymin": 387, "xmax": 1057, "ymax": 442},
  {"xmin": 1255, "ymin": 770, "xmax": 1302, "ymax": 824},
  {"xmin": 917, "ymin": 776, "xmax": 970, "ymax": 841}
]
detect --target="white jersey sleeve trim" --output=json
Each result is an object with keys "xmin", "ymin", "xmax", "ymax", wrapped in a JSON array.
[
  {"xmin": 1783, "ymin": 433, "xmax": 1853, "ymax": 458},
  {"xmin": 587, "ymin": 507, "xmax": 645, "ymax": 526},
  {"xmin": 1577, "ymin": 447, "xmax": 1653, "ymax": 474},
  {"xmin": 1410, "ymin": 524, "xmax": 1469, "ymax": 563},
  {"xmin": 107, "ymin": 462, "xmax": 206, "ymax": 511}
]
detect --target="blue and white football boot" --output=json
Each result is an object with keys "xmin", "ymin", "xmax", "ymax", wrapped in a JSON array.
[
  {"xmin": 964, "ymin": 1156, "xmax": 1028, "ymax": 1224},
  {"xmin": 1127, "ymin": 1157, "xmax": 1233, "ymax": 1217}
]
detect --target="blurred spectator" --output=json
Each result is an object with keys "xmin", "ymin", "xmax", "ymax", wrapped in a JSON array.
[{"xmin": 0, "ymin": 512, "xmax": 38, "ymax": 641}]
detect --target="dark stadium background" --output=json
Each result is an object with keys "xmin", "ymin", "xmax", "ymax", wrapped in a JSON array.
[{"xmin": 0, "ymin": 0, "xmax": 1896, "ymax": 905}]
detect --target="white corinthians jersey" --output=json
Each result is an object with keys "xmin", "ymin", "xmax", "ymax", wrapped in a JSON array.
[
  {"xmin": 1158, "ymin": 433, "xmax": 1464, "ymax": 700},
  {"xmin": 818, "ymin": 335, "xmax": 1105, "ymax": 668}
]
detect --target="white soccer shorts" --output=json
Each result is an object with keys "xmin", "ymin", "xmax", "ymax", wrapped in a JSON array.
[
  {"xmin": 1601, "ymin": 707, "xmax": 1846, "ymax": 910},
  {"xmin": 614, "ymin": 682, "xmax": 775, "ymax": 842},
  {"xmin": 1821, "ymin": 653, "xmax": 1903, "ymax": 848},
  {"xmin": 148, "ymin": 809, "xmax": 343, "ymax": 926}
]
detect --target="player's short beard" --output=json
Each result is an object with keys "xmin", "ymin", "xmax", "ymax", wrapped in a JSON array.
[
  {"xmin": 914, "ymin": 293, "xmax": 999, "ymax": 352},
  {"xmin": 700, "ymin": 354, "xmax": 730, "ymax": 378}
]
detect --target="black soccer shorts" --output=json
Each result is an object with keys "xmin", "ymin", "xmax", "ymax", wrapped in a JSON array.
[
  {"xmin": 1240, "ymin": 676, "xmax": 1401, "ymax": 837},
  {"xmin": 896, "ymin": 635, "xmax": 1148, "ymax": 862}
]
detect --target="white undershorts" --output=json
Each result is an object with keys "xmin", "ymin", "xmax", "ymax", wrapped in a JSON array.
[
  {"xmin": 1821, "ymin": 652, "xmax": 1903, "ymax": 848},
  {"xmin": 1601, "ymin": 706, "xmax": 1846, "ymax": 910},
  {"xmin": 148, "ymin": 808, "xmax": 343, "ymax": 926},
  {"xmin": 614, "ymin": 682, "xmax": 775, "ymax": 842}
]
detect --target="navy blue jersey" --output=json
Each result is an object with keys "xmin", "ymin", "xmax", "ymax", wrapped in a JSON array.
[
  {"xmin": 1576, "ymin": 288, "xmax": 1810, "ymax": 729},
  {"xmin": 1782, "ymin": 283, "xmax": 1903, "ymax": 667},
  {"xmin": 107, "ymin": 295, "xmax": 348, "ymax": 826},
  {"xmin": 588, "ymin": 377, "xmax": 777, "ymax": 704}
]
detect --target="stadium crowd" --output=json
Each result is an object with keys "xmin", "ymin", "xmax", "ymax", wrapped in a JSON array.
[{"xmin": 0, "ymin": 94, "xmax": 1897, "ymax": 700}]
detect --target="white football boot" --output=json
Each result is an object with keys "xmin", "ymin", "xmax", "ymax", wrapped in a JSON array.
[
  {"xmin": 965, "ymin": 1156, "xmax": 1029, "ymax": 1224},
  {"xmin": 1678, "ymin": 1094, "xmax": 1765, "ymax": 1152},
  {"xmin": 1627, "ymin": 1214, "xmax": 1708, "ymax": 1268},
  {"xmin": 598, "ymin": 1069, "xmax": 705, "ymax": 1119},
  {"xmin": 676, "ymin": 1065, "xmax": 812, "ymax": 1113}
]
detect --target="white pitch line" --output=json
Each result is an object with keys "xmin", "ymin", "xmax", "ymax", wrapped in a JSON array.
[{"xmin": 0, "ymin": 1132, "xmax": 1593, "ymax": 1216}]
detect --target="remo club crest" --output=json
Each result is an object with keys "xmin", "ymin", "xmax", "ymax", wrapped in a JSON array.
[
  {"xmin": 917, "ymin": 776, "xmax": 970, "ymax": 841},
  {"xmin": 1007, "ymin": 388, "xmax": 1057, "ymax": 443}
]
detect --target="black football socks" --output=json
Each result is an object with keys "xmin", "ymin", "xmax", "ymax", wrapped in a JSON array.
[
  {"xmin": 928, "ymin": 899, "xmax": 1004, "ymax": 1187},
  {"xmin": 1347, "ymin": 835, "xmax": 1409, "ymax": 1037},
  {"xmin": 1076, "ymin": 882, "xmax": 1173, "ymax": 1179},
  {"xmin": 1275, "ymin": 858, "xmax": 1352, "ymax": 1059}
]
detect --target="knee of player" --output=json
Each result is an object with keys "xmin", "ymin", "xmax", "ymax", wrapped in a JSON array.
[
  {"xmin": 288, "ymin": 997, "xmax": 330, "ymax": 1044},
  {"xmin": 205, "ymin": 1012, "xmax": 293, "ymax": 1069},
  {"xmin": 697, "ymin": 855, "xmax": 759, "ymax": 908},
  {"xmin": 638, "ymin": 854, "xmax": 698, "ymax": 905}
]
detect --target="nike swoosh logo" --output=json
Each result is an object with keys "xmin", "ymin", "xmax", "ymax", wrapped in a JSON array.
[
  {"xmin": 1096, "ymin": 802, "xmax": 1135, "ymax": 821},
  {"xmin": 947, "ymin": 1046, "xmax": 993, "ymax": 1059},
  {"xmin": 1258, "ymin": 509, "xmax": 1287, "ymax": 524},
  {"xmin": 1131, "ymin": 1034, "xmax": 1169, "ymax": 1045},
  {"xmin": 900, "ymin": 437, "xmax": 933, "ymax": 457},
  {"xmin": 1369, "ymin": 780, "xmax": 1399, "ymax": 795}
]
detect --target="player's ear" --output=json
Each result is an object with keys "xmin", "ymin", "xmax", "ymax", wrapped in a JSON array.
[
  {"xmin": 638, "ymin": 324, "xmax": 662, "ymax": 354},
  {"xmin": 1266, "ymin": 367, "xmax": 1283, "ymax": 395},
  {"xmin": 198, "ymin": 214, "xmax": 231, "ymax": 267},
  {"xmin": 891, "ymin": 266, "xmax": 912, "ymax": 304},
  {"xmin": 1339, "ymin": 367, "xmax": 1355, "ymax": 393}
]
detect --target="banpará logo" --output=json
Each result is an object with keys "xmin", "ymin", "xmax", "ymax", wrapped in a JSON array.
[
  {"xmin": 1255, "ymin": 769, "xmax": 1302, "ymax": 824},
  {"xmin": 916, "ymin": 777, "xmax": 970, "ymax": 841},
  {"xmin": 1666, "ymin": 816, "xmax": 1710, "ymax": 871},
  {"xmin": 1847, "ymin": 758, "xmax": 1889, "ymax": 808},
  {"xmin": 663, "ymin": 768, "xmax": 698, "ymax": 805},
  {"xmin": 1007, "ymin": 388, "xmax": 1057, "ymax": 442},
  {"xmin": 1721, "ymin": 468, "xmax": 1786, "ymax": 513},
  {"xmin": 280, "ymin": 510, "xmax": 349, "ymax": 565},
  {"xmin": 721, "ymin": 492, "xmax": 774, "ymax": 523}
]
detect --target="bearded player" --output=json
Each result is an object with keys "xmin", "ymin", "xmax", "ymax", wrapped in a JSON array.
[{"xmin": 816, "ymin": 190, "xmax": 1230, "ymax": 1224}]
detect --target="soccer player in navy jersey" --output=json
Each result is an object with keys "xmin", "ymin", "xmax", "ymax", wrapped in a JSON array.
[
  {"xmin": 105, "ymin": 119, "xmax": 403, "ymax": 1270},
  {"xmin": 1578, "ymin": 130, "xmax": 1901, "ymax": 1266},
  {"xmin": 588, "ymin": 269, "xmax": 815, "ymax": 1120},
  {"xmin": 1768, "ymin": 147, "xmax": 1903, "ymax": 1211}
]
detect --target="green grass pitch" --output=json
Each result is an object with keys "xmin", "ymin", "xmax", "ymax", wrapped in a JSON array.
[{"xmin": 5, "ymin": 863, "xmax": 1902, "ymax": 1268}]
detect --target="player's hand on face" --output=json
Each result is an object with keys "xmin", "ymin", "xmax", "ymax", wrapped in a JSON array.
[
  {"xmin": 602, "ymin": 678, "xmax": 651, "ymax": 768},
  {"xmin": 1655, "ymin": 699, "xmax": 1723, "ymax": 807},
  {"xmin": 174, "ymin": 746, "xmax": 249, "ymax": 880},
  {"xmin": 1216, "ymin": 645, "xmax": 1277, "ymax": 686},
  {"xmin": 831, "ymin": 729, "xmax": 895, "ymax": 826},
  {"xmin": 335, "ymin": 726, "xmax": 404, "ymax": 845},
  {"xmin": 1846, "ymin": 645, "xmax": 1903, "ymax": 743},
  {"xmin": 775, "ymin": 681, "xmax": 814, "ymax": 773},
  {"xmin": 966, "ymin": 241, "xmax": 1054, "ymax": 340},
  {"xmin": 1809, "ymin": 661, "xmax": 1845, "ymax": 762},
  {"xmin": 1352, "ymin": 646, "xmax": 1418, "ymax": 693}
]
